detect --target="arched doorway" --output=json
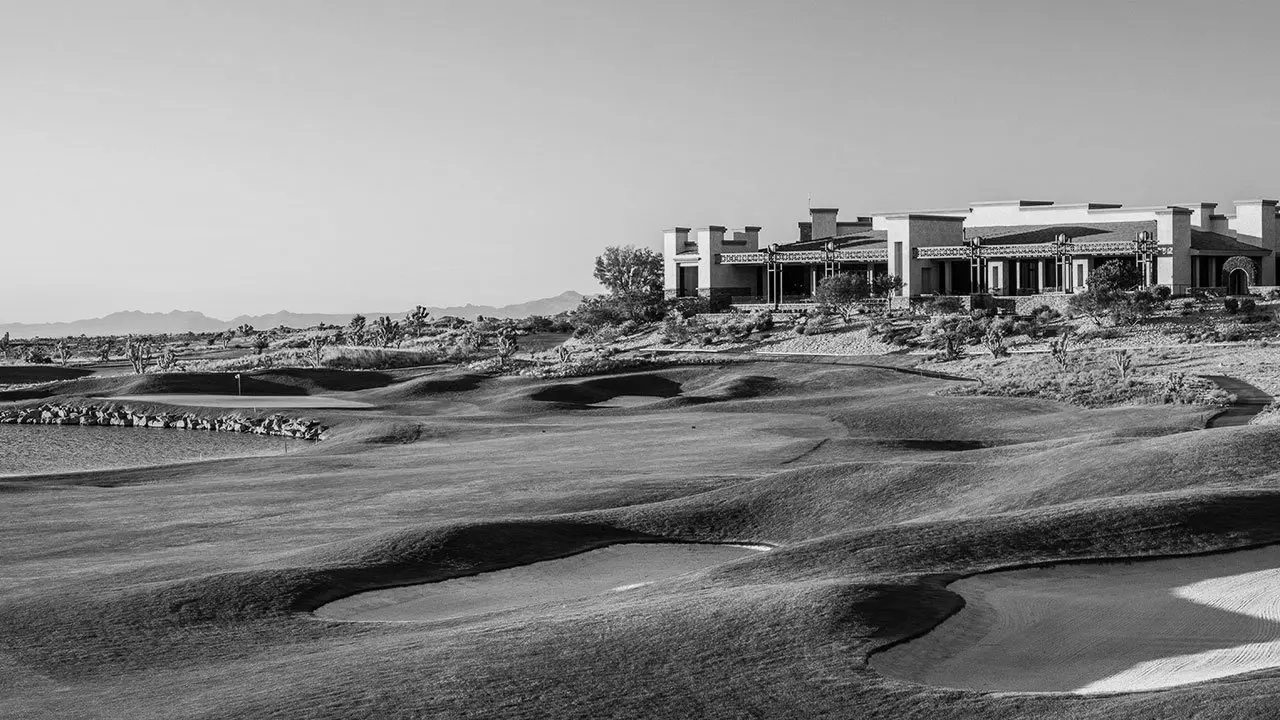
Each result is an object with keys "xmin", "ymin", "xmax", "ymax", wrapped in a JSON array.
[
  {"xmin": 1227, "ymin": 268, "xmax": 1248, "ymax": 295},
  {"xmin": 1222, "ymin": 256, "xmax": 1257, "ymax": 295}
]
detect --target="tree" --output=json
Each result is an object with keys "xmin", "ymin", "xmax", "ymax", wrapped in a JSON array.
[
  {"xmin": 373, "ymin": 316, "xmax": 404, "ymax": 348},
  {"xmin": 0, "ymin": 331, "xmax": 9, "ymax": 359},
  {"xmin": 591, "ymin": 245, "xmax": 665, "ymax": 322},
  {"xmin": 346, "ymin": 315, "xmax": 367, "ymax": 345},
  {"xmin": 97, "ymin": 338, "xmax": 113, "ymax": 362},
  {"xmin": 1089, "ymin": 261, "xmax": 1142, "ymax": 295},
  {"xmin": 251, "ymin": 333, "xmax": 270, "ymax": 355},
  {"xmin": 1069, "ymin": 261, "xmax": 1149, "ymax": 326},
  {"xmin": 594, "ymin": 245, "xmax": 663, "ymax": 298},
  {"xmin": 308, "ymin": 335, "xmax": 329, "ymax": 367},
  {"xmin": 813, "ymin": 272, "xmax": 871, "ymax": 321},
  {"xmin": 157, "ymin": 345, "xmax": 179, "ymax": 371},
  {"xmin": 870, "ymin": 274, "xmax": 904, "ymax": 299},
  {"xmin": 495, "ymin": 330, "xmax": 519, "ymax": 368},
  {"xmin": 55, "ymin": 339, "xmax": 72, "ymax": 366},
  {"xmin": 125, "ymin": 335, "xmax": 152, "ymax": 374},
  {"xmin": 237, "ymin": 324, "xmax": 255, "ymax": 337},
  {"xmin": 405, "ymin": 306, "xmax": 431, "ymax": 337}
]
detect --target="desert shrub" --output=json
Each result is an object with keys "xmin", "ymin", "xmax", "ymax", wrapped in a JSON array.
[
  {"xmin": 321, "ymin": 347, "xmax": 445, "ymax": 370},
  {"xmin": 1239, "ymin": 298, "xmax": 1257, "ymax": 315},
  {"xmin": 927, "ymin": 296, "xmax": 964, "ymax": 315},
  {"xmin": 868, "ymin": 321, "xmax": 920, "ymax": 346},
  {"xmin": 922, "ymin": 316, "xmax": 976, "ymax": 360},
  {"xmin": 1223, "ymin": 297, "xmax": 1240, "ymax": 314},
  {"xmin": 970, "ymin": 307, "xmax": 996, "ymax": 320},
  {"xmin": 1077, "ymin": 327, "xmax": 1123, "ymax": 341},
  {"xmin": 1267, "ymin": 289, "xmax": 1280, "ymax": 301},
  {"xmin": 746, "ymin": 310, "xmax": 774, "ymax": 332},
  {"xmin": 1152, "ymin": 285, "xmax": 1172, "ymax": 301},
  {"xmin": 24, "ymin": 346, "xmax": 53, "ymax": 364},
  {"xmin": 943, "ymin": 357, "xmax": 1227, "ymax": 408},
  {"xmin": 983, "ymin": 321, "xmax": 1011, "ymax": 358},
  {"xmin": 618, "ymin": 319, "xmax": 640, "ymax": 336},
  {"xmin": 798, "ymin": 313, "xmax": 842, "ymax": 336},
  {"xmin": 669, "ymin": 296, "xmax": 712, "ymax": 319},
  {"xmin": 1219, "ymin": 323, "xmax": 1247, "ymax": 342},
  {"xmin": 660, "ymin": 315, "xmax": 698, "ymax": 345},
  {"xmin": 1049, "ymin": 329, "xmax": 1072, "ymax": 368}
]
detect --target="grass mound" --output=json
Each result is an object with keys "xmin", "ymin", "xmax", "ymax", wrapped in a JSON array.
[{"xmin": 10, "ymin": 355, "xmax": 1280, "ymax": 718}]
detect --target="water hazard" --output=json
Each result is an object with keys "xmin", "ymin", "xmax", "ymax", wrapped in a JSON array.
[{"xmin": 0, "ymin": 424, "xmax": 291, "ymax": 477}]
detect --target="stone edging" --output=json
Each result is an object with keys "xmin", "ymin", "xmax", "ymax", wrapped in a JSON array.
[{"xmin": 0, "ymin": 403, "xmax": 328, "ymax": 440}]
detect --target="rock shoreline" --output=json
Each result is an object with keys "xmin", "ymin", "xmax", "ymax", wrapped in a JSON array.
[{"xmin": 0, "ymin": 403, "xmax": 327, "ymax": 440}]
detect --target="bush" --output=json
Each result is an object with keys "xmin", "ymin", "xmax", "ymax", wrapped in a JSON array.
[
  {"xmin": 1152, "ymin": 285, "xmax": 1172, "ymax": 301},
  {"xmin": 814, "ymin": 273, "xmax": 871, "ymax": 321},
  {"xmin": 927, "ymin": 296, "xmax": 964, "ymax": 315},
  {"xmin": 1224, "ymin": 297, "xmax": 1240, "ymax": 314},
  {"xmin": 669, "ymin": 296, "xmax": 712, "ymax": 319},
  {"xmin": 1239, "ymin": 298, "xmax": 1257, "ymax": 315}
]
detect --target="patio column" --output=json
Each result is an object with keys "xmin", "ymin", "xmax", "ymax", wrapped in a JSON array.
[{"xmin": 1037, "ymin": 260, "xmax": 1045, "ymax": 293}]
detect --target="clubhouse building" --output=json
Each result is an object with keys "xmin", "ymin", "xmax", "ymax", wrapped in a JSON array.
[{"xmin": 664, "ymin": 199, "xmax": 1280, "ymax": 309}]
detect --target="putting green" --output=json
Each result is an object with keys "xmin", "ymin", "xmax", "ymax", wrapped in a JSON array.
[
  {"xmin": 873, "ymin": 545, "xmax": 1280, "ymax": 694},
  {"xmin": 314, "ymin": 543, "xmax": 767, "ymax": 623}
]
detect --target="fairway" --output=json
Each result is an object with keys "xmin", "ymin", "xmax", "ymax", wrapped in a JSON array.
[{"xmin": 5, "ymin": 360, "xmax": 1280, "ymax": 719}]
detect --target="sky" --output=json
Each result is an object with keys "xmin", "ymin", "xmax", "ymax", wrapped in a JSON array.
[{"xmin": 3, "ymin": 0, "xmax": 1280, "ymax": 322}]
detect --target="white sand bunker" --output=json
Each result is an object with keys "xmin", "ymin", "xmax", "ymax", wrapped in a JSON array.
[
  {"xmin": 588, "ymin": 395, "xmax": 665, "ymax": 408},
  {"xmin": 874, "ymin": 545, "xmax": 1280, "ymax": 694},
  {"xmin": 315, "ymin": 542, "xmax": 766, "ymax": 623}
]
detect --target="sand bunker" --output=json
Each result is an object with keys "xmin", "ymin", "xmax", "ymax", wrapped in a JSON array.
[
  {"xmin": 874, "ymin": 545, "xmax": 1280, "ymax": 694},
  {"xmin": 588, "ymin": 395, "xmax": 663, "ymax": 408},
  {"xmin": 315, "ymin": 542, "xmax": 766, "ymax": 623},
  {"xmin": 104, "ymin": 394, "xmax": 371, "ymax": 409}
]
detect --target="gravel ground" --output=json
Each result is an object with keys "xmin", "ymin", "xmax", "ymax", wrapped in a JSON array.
[{"xmin": 753, "ymin": 327, "xmax": 895, "ymax": 356}]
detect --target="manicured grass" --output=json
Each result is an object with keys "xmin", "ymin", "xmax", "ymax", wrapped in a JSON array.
[{"xmin": 4, "ymin": 357, "xmax": 1280, "ymax": 718}]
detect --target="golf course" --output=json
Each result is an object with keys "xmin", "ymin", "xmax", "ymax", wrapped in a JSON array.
[{"xmin": 4, "ymin": 358, "xmax": 1280, "ymax": 718}]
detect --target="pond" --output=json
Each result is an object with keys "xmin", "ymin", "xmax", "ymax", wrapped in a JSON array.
[
  {"xmin": 315, "ymin": 542, "xmax": 767, "ymax": 623},
  {"xmin": 103, "ymin": 394, "xmax": 371, "ymax": 409},
  {"xmin": 0, "ymin": 424, "xmax": 293, "ymax": 477}
]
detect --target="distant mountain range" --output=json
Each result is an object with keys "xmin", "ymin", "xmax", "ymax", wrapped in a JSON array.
[{"xmin": 0, "ymin": 291, "xmax": 585, "ymax": 339}]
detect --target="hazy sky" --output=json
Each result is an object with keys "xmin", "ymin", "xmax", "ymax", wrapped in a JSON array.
[{"xmin": 4, "ymin": 0, "xmax": 1280, "ymax": 322}]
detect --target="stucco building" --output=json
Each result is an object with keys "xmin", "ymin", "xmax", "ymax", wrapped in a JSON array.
[{"xmin": 664, "ymin": 199, "xmax": 1279, "ymax": 308}]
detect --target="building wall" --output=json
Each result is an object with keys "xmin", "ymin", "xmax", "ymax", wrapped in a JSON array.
[
  {"xmin": 1155, "ymin": 207, "xmax": 1192, "ymax": 293},
  {"xmin": 1228, "ymin": 200, "xmax": 1278, "ymax": 285},
  {"xmin": 663, "ymin": 227, "xmax": 692, "ymax": 294},
  {"xmin": 884, "ymin": 214, "xmax": 966, "ymax": 296}
]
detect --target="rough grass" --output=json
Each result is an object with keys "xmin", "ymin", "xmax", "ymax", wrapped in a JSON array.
[{"xmin": 4, "ymin": 358, "xmax": 1280, "ymax": 718}]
